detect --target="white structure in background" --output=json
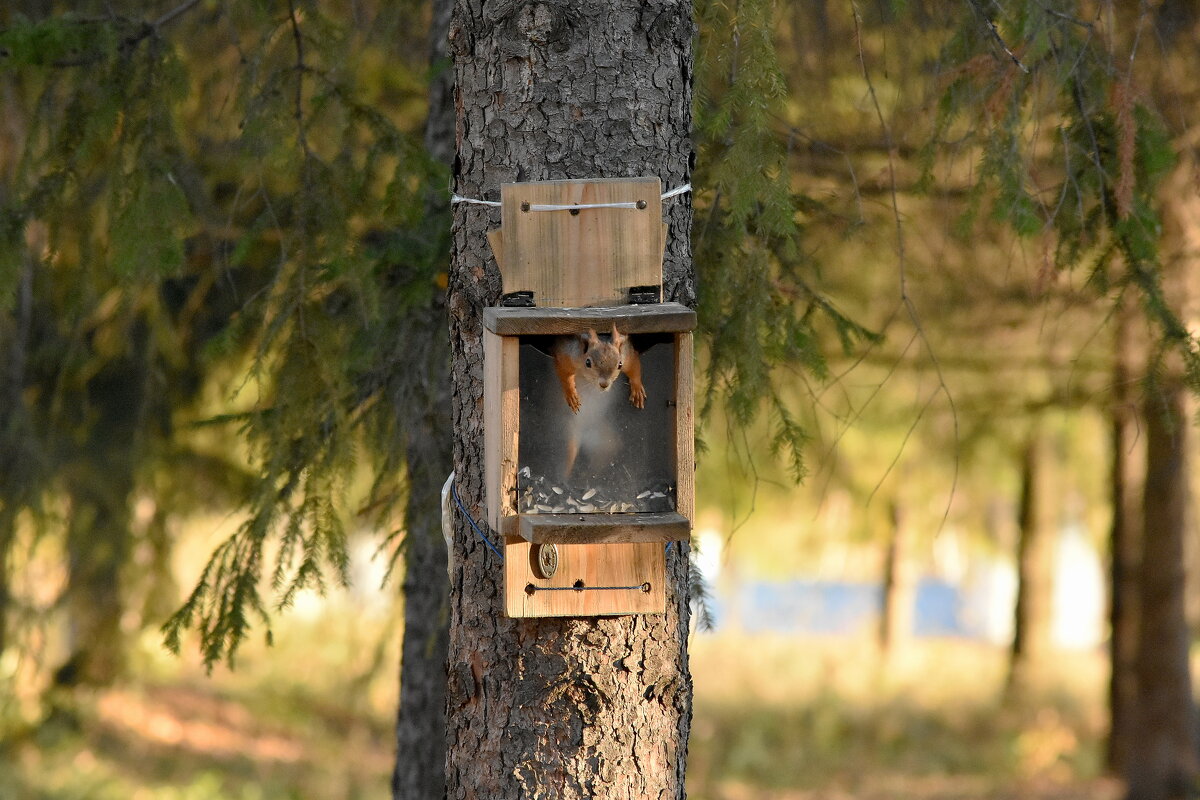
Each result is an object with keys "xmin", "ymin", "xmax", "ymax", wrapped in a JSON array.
[
  {"xmin": 1051, "ymin": 521, "xmax": 1105, "ymax": 649},
  {"xmin": 292, "ymin": 533, "xmax": 392, "ymax": 620},
  {"xmin": 694, "ymin": 527, "xmax": 724, "ymax": 584},
  {"xmin": 961, "ymin": 551, "xmax": 1017, "ymax": 644},
  {"xmin": 961, "ymin": 521, "xmax": 1105, "ymax": 649}
]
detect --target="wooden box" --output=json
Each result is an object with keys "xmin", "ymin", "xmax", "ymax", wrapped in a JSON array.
[{"xmin": 483, "ymin": 303, "xmax": 695, "ymax": 617}]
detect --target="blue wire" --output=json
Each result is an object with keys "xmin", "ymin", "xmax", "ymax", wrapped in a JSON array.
[{"xmin": 451, "ymin": 481, "xmax": 504, "ymax": 561}]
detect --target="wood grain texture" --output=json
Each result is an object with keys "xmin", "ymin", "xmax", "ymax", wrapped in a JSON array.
[
  {"xmin": 519, "ymin": 512, "xmax": 690, "ymax": 544},
  {"xmin": 484, "ymin": 302, "xmax": 695, "ymax": 335},
  {"xmin": 674, "ymin": 332, "xmax": 695, "ymax": 524},
  {"xmin": 500, "ymin": 178, "xmax": 662, "ymax": 308},
  {"xmin": 504, "ymin": 538, "xmax": 666, "ymax": 617},
  {"xmin": 486, "ymin": 229, "xmax": 505, "ymax": 271},
  {"xmin": 483, "ymin": 331, "xmax": 519, "ymax": 531}
]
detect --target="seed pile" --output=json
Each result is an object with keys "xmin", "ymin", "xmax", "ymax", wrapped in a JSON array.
[{"xmin": 517, "ymin": 467, "xmax": 675, "ymax": 514}]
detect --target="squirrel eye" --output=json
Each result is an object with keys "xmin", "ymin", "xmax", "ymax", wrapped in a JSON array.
[
  {"xmin": 618, "ymin": 361, "xmax": 623, "ymax": 369},
  {"xmin": 585, "ymin": 358, "xmax": 592, "ymax": 368}
]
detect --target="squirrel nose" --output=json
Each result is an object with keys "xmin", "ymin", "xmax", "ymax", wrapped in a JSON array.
[{"xmin": 599, "ymin": 381, "xmax": 610, "ymax": 389}]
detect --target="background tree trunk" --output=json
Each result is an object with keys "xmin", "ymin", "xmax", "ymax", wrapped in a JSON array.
[
  {"xmin": 0, "ymin": 249, "xmax": 34, "ymax": 658},
  {"xmin": 391, "ymin": 3, "xmax": 455, "ymax": 797},
  {"xmin": 54, "ymin": 331, "xmax": 150, "ymax": 688},
  {"xmin": 445, "ymin": 1, "xmax": 695, "ymax": 796},
  {"xmin": 1125, "ymin": 384, "xmax": 1197, "ymax": 800},
  {"xmin": 392, "ymin": 393, "xmax": 452, "ymax": 800},
  {"xmin": 878, "ymin": 498, "xmax": 914, "ymax": 663},
  {"xmin": 58, "ymin": 469, "xmax": 132, "ymax": 687},
  {"xmin": 1107, "ymin": 293, "xmax": 1143, "ymax": 775},
  {"xmin": 1123, "ymin": 152, "xmax": 1200, "ymax": 800},
  {"xmin": 1006, "ymin": 419, "xmax": 1056, "ymax": 701}
]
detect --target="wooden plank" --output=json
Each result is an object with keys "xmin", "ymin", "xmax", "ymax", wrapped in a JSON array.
[
  {"xmin": 486, "ymin": 229, "xmax": 505, "ymax": 271},
  {"xmin": 483, "ymin": 332, "xmax": 520, "ymax": 531},
  {"xmin": 500, "ymin": 178, "xmax": 663, "ymax": 308},
  {"xmin": 675, "ymin": 332, "xmax": 695, "ymax": 525},
  {"xmin": 504, "ymin": 538, "xmax": 665, "ymax": 617},
  {"xmin": 660, "ymin": 221, "xmax": 668, "ymax": 273},
  {"xmin": 519, "ymin": 512, "xmax": 690, "ymax": 544},
  {"xmin": 484, "ymin": 302, "xmax": 695, "ymax": 336}
]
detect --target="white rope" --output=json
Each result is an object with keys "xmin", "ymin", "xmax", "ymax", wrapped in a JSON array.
[
  {"xmin": 450, "ymin": 195, "xmax": 501, "ymax": 207},
  {"xmin": 660, "ymin": 183, "xmax": 691, "ymax": 200},
  {"xmin": 529, "ymin": 200, "xmax": 640, "ymax": 211},
  {"xmin": 451, "ymin": 183, "xmax": 691, "ymax": 212}
]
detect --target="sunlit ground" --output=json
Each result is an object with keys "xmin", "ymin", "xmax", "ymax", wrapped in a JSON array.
[
  {"xmin": 687, "ymin": 634, "xmax": 1119, "ymax": 800},
  {"xmin": 1, "ymin": 611, "xmax": 1119, "ymax": 799}
]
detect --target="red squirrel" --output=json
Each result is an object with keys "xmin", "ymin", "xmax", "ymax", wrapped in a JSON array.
[{"xmin": 552, "ymin": 323, "xmax": 645, "ymax": 413}]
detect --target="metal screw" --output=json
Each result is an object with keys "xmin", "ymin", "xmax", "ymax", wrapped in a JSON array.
[
  {"xmin": 636, "ymin": 199, "xmax": 647, "ymax": 209},
  {"xmin": 521, "ymin": 201, "xmax": 530, "ymax": 212}
]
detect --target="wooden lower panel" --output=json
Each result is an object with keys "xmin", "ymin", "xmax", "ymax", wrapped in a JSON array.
[
  {"xmin": 503, "ymin": 538, "xmax": 665, "ymax": 618},
  {"xmin": 519, "ymin": 512, "xmax": 690, "ymax": 544}
]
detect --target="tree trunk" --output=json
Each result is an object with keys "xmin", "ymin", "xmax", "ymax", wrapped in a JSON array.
[
  {"xmin": 57, "ymin": 460, "xmax": 134, "ymax": 687},
  {"xmin": 1107, "ymin": 293, "xmax": 1143, "ymax": 775},
  {"xmin": 0, "ymin": 510, "xmax": 13, "ymax": 658},
  {"xmin": 1123, "ymin": 149, "xmax": 1200, "ymax": 800},
  {"xmin": 445, "ymin": 1, "xmax": 695, "ymax": 796},
  {"xmin": 0, "ymin": 250, "xmax": 34, "ymax": 658},
  {"xmin": 391, "ymin": 2, "xmax": 454, "ymax": 797},
  {"xmin": 54, "ymin": 336, "xmax": 147, "ymax": 688},
  {"xmin": 878, "ymin": 498, "xmax": 914, "ymax": 662},
  {"xmin": 1124, "ymin": 385, "xmax": 1198, "ymax": 800},
  {"xmin": 392, "ymin": 395, "xmax": 452, "ymax": 800},
  {"xmin": 1006, "ymin": 420, "xmax": 1056, "ymax": 701}
]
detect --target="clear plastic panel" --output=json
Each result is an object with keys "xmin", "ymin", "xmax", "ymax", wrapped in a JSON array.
[{"xmin": 518, "ymin": 334, "xmax": 676, "ymax": 514}]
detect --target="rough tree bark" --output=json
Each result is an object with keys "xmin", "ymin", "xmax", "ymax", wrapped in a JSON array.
[
  {"xmin": 391, "ymin": 2, "xmax": 455, "ymax": 796},
  {"xmin": 1107, "ymin": 292, "xmax": 1143, "ymax": 775},
  {"xmin": 1006, "ymin": 420, "xmax": 1056, "ymax": 701},
  {"xmin": 445, "ymin": 1, "xmax": 695, "ymax": 796}
]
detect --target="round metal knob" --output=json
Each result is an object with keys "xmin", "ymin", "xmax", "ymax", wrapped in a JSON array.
[{"xmin": 532, "ymin": 543, "xmax": 559, "ymax": 579}]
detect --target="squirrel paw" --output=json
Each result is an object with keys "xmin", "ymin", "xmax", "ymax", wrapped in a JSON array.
[
  {"xmin": 566, "ymin": 391, "xmax": 582, "ymax": 413},
  {"xmin": 629, "ymin": 385, "xmax": 646, "ymax": 409}
]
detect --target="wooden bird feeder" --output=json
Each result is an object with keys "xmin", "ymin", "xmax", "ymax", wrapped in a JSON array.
[{"xmin": 482, "ymin": 177, "xmax": 695, "ymax": 618}]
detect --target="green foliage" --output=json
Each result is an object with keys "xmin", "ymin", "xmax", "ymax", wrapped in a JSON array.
[
  {"xmin": 152, "ymin": 3, "xmax": 448, "ymax": 669},
  {"xmin": 694, "ymin": 0, "xmax": 876, "ymax": 484},
  {"xmin": 1, "ymin": 2, "xmax": 446, "ymax": 670},
  {"xmin": 929, "ymin": 3, "xmax": 1199, "ymax": 389},
  {"xmin": 0, "ymin": 13, "xmax": 123, "ymax": 68}
]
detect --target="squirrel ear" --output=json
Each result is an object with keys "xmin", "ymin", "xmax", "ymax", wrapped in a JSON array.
[
  {"xmin": 585, "ymin": 329, "xmax": 601, "ymax": 350},
  {"xmin": 611, "ymin": 323, "xmax": 624, "ymax": 345}
]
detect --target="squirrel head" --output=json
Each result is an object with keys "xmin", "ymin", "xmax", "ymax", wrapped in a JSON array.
[{"xmin": 579, "ymin": 325, "xmax": 625, "ymax": 390}]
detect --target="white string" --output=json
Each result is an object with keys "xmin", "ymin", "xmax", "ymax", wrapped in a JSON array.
[
  {"xmin": 450, "ymin": 183, "xmax": 691, "ymax": 212},
  {"xmin": 450, "ymin": 195, "xmax": 501, "ymax": 207},
  {"xmin": 528, "ymin": 200, "xmax": 640, "ymax": 211}
]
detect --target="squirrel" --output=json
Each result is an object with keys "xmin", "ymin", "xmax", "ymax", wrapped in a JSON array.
[{"xmin": 552, "ymin": 323, "xmax": 645, "ymax": 413}]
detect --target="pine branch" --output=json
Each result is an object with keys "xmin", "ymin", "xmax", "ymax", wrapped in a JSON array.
[{"xmin": 0, "ymin": 0, "xmax": 204, "ymax": 68}]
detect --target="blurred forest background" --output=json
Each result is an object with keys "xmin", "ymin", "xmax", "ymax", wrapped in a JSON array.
[{"xmin": 2, "ymin": 0, "xmax": 1200, "ymax": 798}]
